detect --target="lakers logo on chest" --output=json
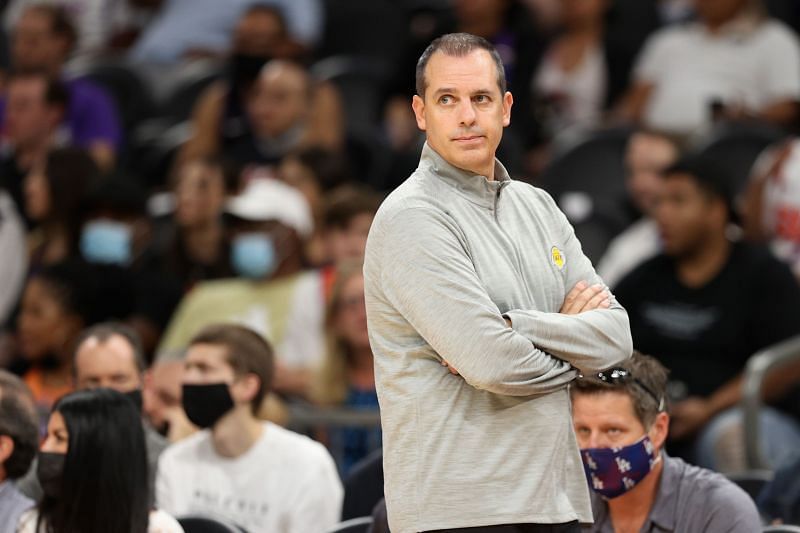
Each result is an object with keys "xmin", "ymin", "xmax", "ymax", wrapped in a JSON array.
[{"xmin": 551, "ymin": 246, "xmax": 565, "ymax": 270}]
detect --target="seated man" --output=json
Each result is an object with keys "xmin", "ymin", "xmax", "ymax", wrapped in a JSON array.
[
  {"xmin": 73, "ymin": 322, "xmax": 169, "ymax": 501},
  {"xmin": 614, "ymin": 155, "xmax": 800, "ymax": 469},
  {"xmin": 571, "ymin": 352, "xmax": 762, "ymax": 532},
  {"xmin": 0, "ymin": 371, "xmax": 38, "ymax": 533},
  {"xmin": 155, "ymin": 323, "xmax": 342, "ymax": 533},
  {"xmin": 619, "ymin": 0, "xmax": 800, "ymax": 137}
]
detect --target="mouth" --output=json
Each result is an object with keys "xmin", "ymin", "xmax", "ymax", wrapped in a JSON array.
[{"xmin": 452, "ymin": 135, "xmax": 485, "ymax": 144}]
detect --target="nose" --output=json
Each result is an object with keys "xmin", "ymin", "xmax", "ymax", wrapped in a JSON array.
[{"xmin": 457, "ymin": 99, "xmax": 477, "ymax": 127}]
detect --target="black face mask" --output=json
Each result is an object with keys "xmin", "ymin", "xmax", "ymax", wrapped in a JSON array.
[
  {"xmin": 37, "ymin": 452, "xmax": 66, "ymax": 499},
  {"xmin": 181, "ymin": 383, "xmax": 235, "ymax": 429},
  {"xmin": 123, "ymin": 388, "xmax": 143, "ymax": 414}
]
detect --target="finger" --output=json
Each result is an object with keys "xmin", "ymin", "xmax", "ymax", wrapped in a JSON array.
[
  {"xmin": 560, "ymin": 281, "xmax": 589, "ymax": 313},
  {"xmin": 580, "ymin": 289, "xmax": 610, "ymax": 312},
  {"xmin": 569, "ymin": 284, "xmax": 604, "ymax": 313}
]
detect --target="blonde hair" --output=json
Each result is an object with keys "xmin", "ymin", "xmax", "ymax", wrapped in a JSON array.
[{"xmin": 311, "ymin": 260, "xmax": 365, "ymax": 406}]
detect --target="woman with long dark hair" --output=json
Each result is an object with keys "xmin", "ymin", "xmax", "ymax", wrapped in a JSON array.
[{"xmin": 16, "ymin": 388, "xmax": 182, "ymax": 533}]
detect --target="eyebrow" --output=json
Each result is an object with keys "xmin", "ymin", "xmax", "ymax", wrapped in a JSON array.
[{"xmin": 431, "ymin": 87, "xmax": 494, "ymax": 98}]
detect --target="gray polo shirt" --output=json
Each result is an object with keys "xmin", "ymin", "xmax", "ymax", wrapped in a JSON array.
[
  {"xmin": 364, "ymin": 144, "xmax": 632, "ymax": 532},
  {"xmin": 0, "ymin": 480, "xmax": 33, "ymax": 533},
  {"xmin": 584, "ymin": 454, "xmax": 763, "ymax": 532}
]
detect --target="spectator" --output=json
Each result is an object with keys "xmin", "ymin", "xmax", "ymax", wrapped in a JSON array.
[
  {"xmin": 72, "ymin": 322, "xmax": 169, "ymax": 503},
  {"xmin": 312, "ymin": 262, "xmax": 380, "ymax": 476},
  {"xmin": 0, "ymin": 371, "xmax": 38, "ymax": 533},
  {"xmin": 743, "ymin": 137, "xmax": 800, "ymax": 279},
  {"xmin": 14, "ymin": 261, "xmax": 92, "ymax": 418},
  {"xmin": 17, "ymin": 388, "xmax": 183, "ymax": 532},
  {"xmin": 156, "ymin": 178, "xmax": 324, "ymax": 398},
  {"xmin": 597, "ymin": 131, "xmax": 680, "ymax": 287},
  {"xmin": 24, "ymin": 148, "xmax": 99, "ymax": 274},
  {"xmin": 177, "ymin": 8, "xmax": 344, "ymax": 169},
  {"xmin": 321, "ymin": 186, "xmax": 381, "ymax": 267},
  {"xmin": 155, "ymin": 324, "xmax": 342, "ymax": 533},
  {"xmin": 157, "ymin": 157, "xmax": 235, "ymax": 291},
  {"xmin": 0, "ymin": 190, "xmax": 27, "ymax": 328},
  {"xmin": 129, "ymin": 0, "xmax": 322, "ymax": 64},
  {"xmin": 3, "ymin": 4, "xmax": 122, "ymax": 168},
  {"xmin": 619, "ymin": 0, "xmax": 800, "ymax": 137},
  {"xmin": 533, "ymin": 0, "xmax": 612, "ymax": 137},
  {"xmin": 80, "ymin": 175, "xmax": 183, "ymax": 356},
  {"xmin": 142, "ymin": 359, "xmax": 197, "ymax": 444},
  {"xmin": 3, "ymin": 0, "xmax": 149, "ymax": 57},
  {"xmin": 278, "ymin": 149, "xmax": 357, "ymax": 267},
  {"xmin": 758, "ymin": 451, "xmax": 800, "ymax": 525},
  {"xmin": 571, "ymin": 352, "xmax": 762, "ymax": 532},
  {"xmin": 614, "ymin": 156, "xmax": 800, "ymax": 469},
  {"xmin": 0, "ymin": 71, "xmax": 68, "ymax": 218}
]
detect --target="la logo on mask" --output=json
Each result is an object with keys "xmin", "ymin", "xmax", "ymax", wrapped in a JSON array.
[{"xmin": 581, "ymin": 435, "xmax": 660, "ymax": 499}]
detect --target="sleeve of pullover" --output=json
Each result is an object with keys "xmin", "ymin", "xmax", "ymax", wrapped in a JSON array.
[
  {"xmin": 504, "ymin": 194, "xmax": 633, "ymax": 374},
  {"xmin": 373, "ymin": 206, "xmax": 577, "ymax": 396}
]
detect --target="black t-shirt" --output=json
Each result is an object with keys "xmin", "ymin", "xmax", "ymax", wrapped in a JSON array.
[{"xmin": 614, "ymin": 242, "xmax": 800, "ymax": 399}]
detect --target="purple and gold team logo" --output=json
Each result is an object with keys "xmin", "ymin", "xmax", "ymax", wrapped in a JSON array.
[{"xmin": 551, "ymin": 246, "xmax": 565, "ymax": 270}]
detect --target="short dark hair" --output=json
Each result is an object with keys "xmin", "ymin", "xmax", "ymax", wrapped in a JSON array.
[
  {"xmin": 323, "ymin": 185, "xmax": 382, "ymax": 231},
  {"xmin": 188, "ymin": 324, "xmax": 274, "ymax": 415},
  {"xmin": 24, "ymin": 4, "xmax": 78, "ymax": 53},
  {"xmin": 571, "ymin": 352, "xmax": 669, "ymax": 428},
  {"xmin": 7, "ymin": 70, "xmax": 69, "ymax": 109},
  {"xmin": 74, "ymin": 322, "xmax": 147, "ymax": 375},
  {"xmin": 662, "ymin": 155, "xmax": 738, "ymax": 223},
  {"xmin": 83, "ymin": 173, "xmax": 148, "ymax": 219},
  {"xmin": 415, "ymin": 32, "xmax": 506, "ymax": 97},
  {"xmin": 0, "ymin": 371, "xmax": 38, "ymax": 480}
]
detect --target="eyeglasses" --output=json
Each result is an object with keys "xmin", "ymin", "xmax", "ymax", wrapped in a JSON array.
[{"xmin": 590, "ymin": 368, "xmax": 665, "ymax": 412}]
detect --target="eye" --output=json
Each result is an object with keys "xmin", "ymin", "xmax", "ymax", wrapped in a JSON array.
[
  {"xmin": 606, "ymin": 427, "xmax": 622, "ymax": 436},
  {"xmin": 439, "ymin": 95, "xmax": 453, "ymax": 105},
  {"xmin": 474, "ymin": 94, "xmax": 490, "ymax": 103}
]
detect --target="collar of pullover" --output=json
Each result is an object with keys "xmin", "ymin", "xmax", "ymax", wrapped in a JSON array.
[{"xmin": 420, "ymin": 142, "xmax": 511, "ymax": 209}]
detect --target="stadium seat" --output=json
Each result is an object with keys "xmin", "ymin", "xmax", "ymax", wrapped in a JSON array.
[
  {"xmin": 691, "ymin": 121, "xmax": 788, "ymax": 196},
  {"xmin": 326, "ymin": 516, "xmax": 373, "ymax": 533},
  {"xmin": 763, "ymin": 526, "xmax": 800, "ymax": 532},
  {"xmin": 538, "ymin": 127, "xmax": 635, "ymax": 262},
  {"xmin": 177, "ymin": 515, "xmax": 247, "ymax": 533}
]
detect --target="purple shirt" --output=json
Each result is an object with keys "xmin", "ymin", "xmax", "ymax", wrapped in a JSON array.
[{"xmin": 0, "ymin": 76, "xmax": 122, "ymax": 149}]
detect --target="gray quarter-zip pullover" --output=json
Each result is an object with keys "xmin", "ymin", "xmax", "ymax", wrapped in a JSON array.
[{"xmin": 364, "ymin": 143, "xmax": 632, "ymax": 532}]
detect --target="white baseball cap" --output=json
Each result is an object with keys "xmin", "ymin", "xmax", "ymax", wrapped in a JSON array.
[{"xmin": 226, "ymin": 178, "xmax": 313, "ymax": 238}]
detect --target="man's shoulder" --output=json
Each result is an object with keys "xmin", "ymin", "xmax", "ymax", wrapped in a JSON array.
[
  {"xmin": 667, "ymin": 457, "xmax": 760, "ymax": 525},
  {"xmin": 65, "ymin": 76, "xmax": 115, "ymax": 105},
  {"xmin": 641, "ymin": 22, "xmax": 698, "ymax": 53},
  {"xmin": 261, "ymin": 422, "xmax": 333, "ymax": 464},
  {"xmin": 754, "ymin": 19, "xmax": 800, "ymax": 50},
  {"xmin": 159, "ymin": 429, "xmax": 211, "ymax": 466},
  {"xmin": 614, "ymin": 253, "xmax": 672, "ymax": 289}
]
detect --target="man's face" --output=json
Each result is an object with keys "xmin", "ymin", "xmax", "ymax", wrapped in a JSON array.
[
  {"xmin": 654, "ymin": 174, "xmax": 724, "ymax": 257},
  {"xmin": 625, "ymin": 134, "xmax": 677, "ymax": 215},
  {"xmin": 327, "ymin": 213, "xmax": 374, "ymax": 263},
  {"xmin": 5, "ymin": 78, "xmax": 59, "ymax": 148},
  {"xmin": 174, "ymin": 161, "xmax": 226, "ymax": 229},
  {"xmin": 572, "ymin": 391, "xmax": 647, "ymax": 449},
  {"xmin": 143, "ymin": 360, "xmax": 184, "ymax": 432},
  {"xmin": 246, "ymin": 63, "xmax": 308, "ymax": 139},
  {"xmin": 74, "ymin": 335, "xmax": 142, "ymax": 392},
  {"xmin": 412, "ymin": 50, "xmax": 512, "ymax": 178},
  {"xmin": 233, "ymin": 9, "xmax": 284, "ymax": 57},
  {"xmin": 183, "ymin": 343, "xmax": 256, "ymax": 408},
  {"xmin": 12, "ymin": 10, "xmax": 67, "ymax": 72}
]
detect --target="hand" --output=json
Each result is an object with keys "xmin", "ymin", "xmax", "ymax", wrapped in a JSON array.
[
  {"xmin": 441, "ymin": 359, "xmax": 460, "ymax": 376},
  {"xmin": 670, "ymin": 397, "xmax": 713, "ymax": 441},
  {"xmin": 560, "ymin": 281, "xmax": 610, "ymax": 315}
]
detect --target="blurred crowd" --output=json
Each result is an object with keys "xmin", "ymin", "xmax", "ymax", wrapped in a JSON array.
[{"xmin": 1, "ymin": 0, "xmax": 800, "ymax": 531}]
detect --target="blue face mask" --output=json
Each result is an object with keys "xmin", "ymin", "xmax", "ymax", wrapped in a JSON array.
[
  {"xmin": 81, "ymin": 220, "xmax": 133, "ymax": 265},
  {"xmin": 231, "ymin": 233, "xmax": 278, "ymax": 279},
  {"xmin": 581, "ymin": 435, "xmax": 660, "ymax": 499}
]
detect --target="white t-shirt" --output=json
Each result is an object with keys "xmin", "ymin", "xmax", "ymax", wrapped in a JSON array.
[
  {"xmin": 16, "ymin": 509, "xmax": 183, "ymax": 533},
  {"xmin": 156, "ymin": 422, "xmax": 343, "ymax": 533},
  {"xmin": 634, "ymin": 19, "xmax": 800, "ymax": 135}
]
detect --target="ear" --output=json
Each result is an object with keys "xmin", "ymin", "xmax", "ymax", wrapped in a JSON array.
[
  {"xmin": 0, "ymin": 435, "xmax": 15, "ymax": 465},
  {"xmin": 232, "ymin": 373, "xmax": 261, "ymax": 406},
  {"xmin": 411, "ymin": 94, "xmax": 427, "ymax": 131},
  {"xmin": 502, "ymin": 91, "xmax": 513, "ymax": 127},
  {"xmin": 649, "ymin": 411, "xmax": 670, "ymax": 451}
]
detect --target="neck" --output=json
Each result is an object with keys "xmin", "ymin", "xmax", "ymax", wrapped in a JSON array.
[
  {"xmin": 210, "ymin": 407, "xmax": 264, "ymax": 458},
  {"xmin": 676, "ymin": 234, "xmax": 731, "ymax": 288},
  {"xmin": 183, "ymin": 220, "xmax": 223, "ymax": 262},
  {"xmin": 569, "ymin": 20, "xmax": 603, "ymax": 40},
  {"xmin": 16, "ymin": 139, "xmax": 51, "ymax": 170},
  {"xmin": 608, "ymin": 458, "xmax": 663, "ymax": 531}
]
